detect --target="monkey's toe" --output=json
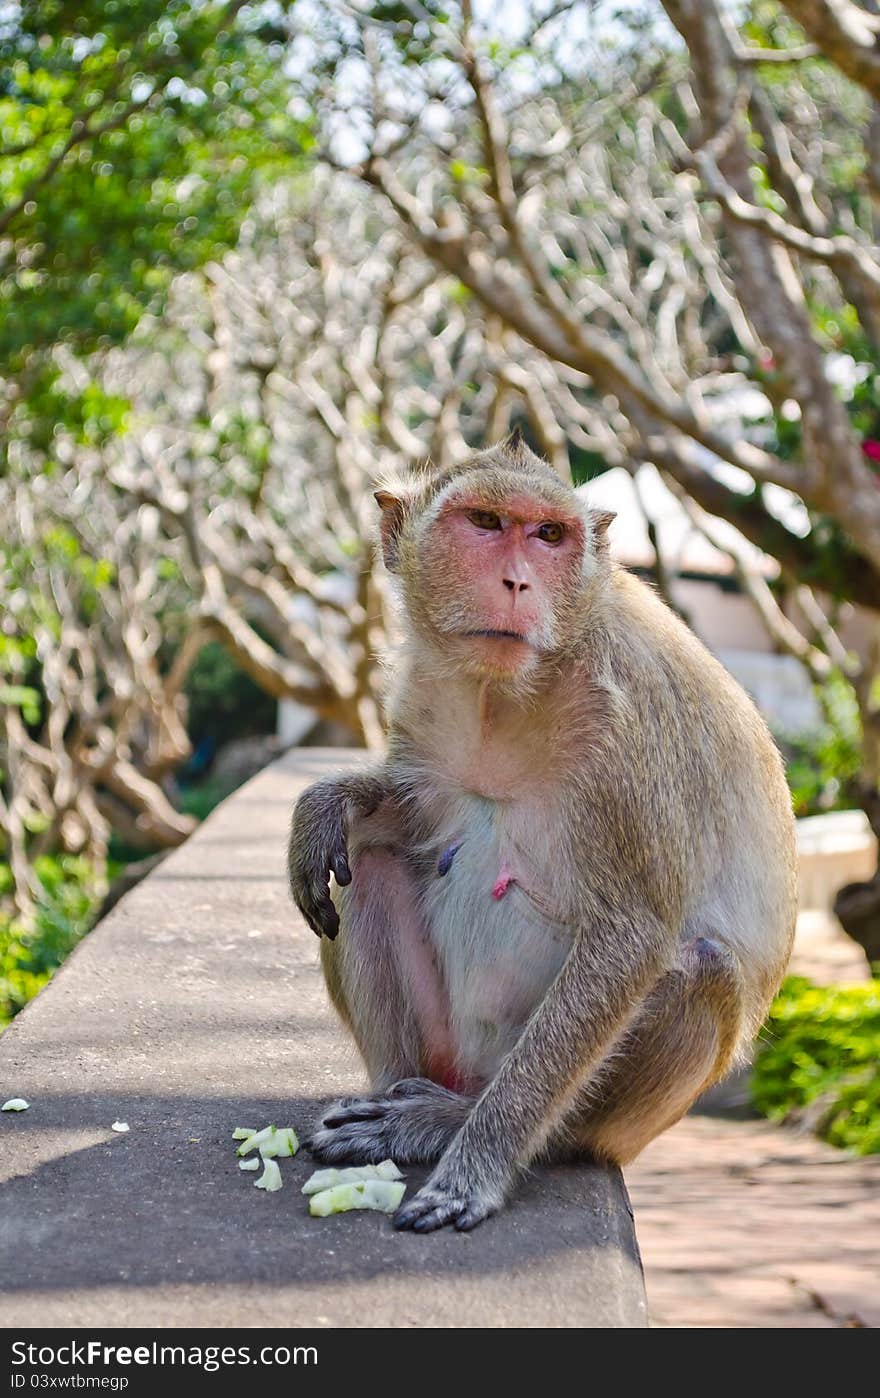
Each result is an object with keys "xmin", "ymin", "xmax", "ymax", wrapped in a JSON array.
[
  {"xmin": 308, "ymin": 1120, "xmax": 391, "ymax": 1165},
  {"xmin": 321, "ymin": 1096, "xmax": 386, "ymax": 1127}
]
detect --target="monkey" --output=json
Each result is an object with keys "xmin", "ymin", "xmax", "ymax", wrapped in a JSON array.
[{"xmin": 287, "ymin": 435, "xmax": 797, "ymax": 1233}]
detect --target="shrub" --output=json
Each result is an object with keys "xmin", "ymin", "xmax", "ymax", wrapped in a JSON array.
[
  {"xmin": 752, "ymin": 975, "xmax": 880, "ymax": 1154},
  {"xmin": 183, "ymin": 642, "xmax": 276, "ymax": 750},
  {"xmin": 0, "ymin": 857, "xmax": 98, "ymax": 1031}
]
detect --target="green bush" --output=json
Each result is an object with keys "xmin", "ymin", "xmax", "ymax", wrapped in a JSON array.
[
  {"xmin": 0, "ymin": 857, "xmax": 99, "ymax": 1031},
  {"xmin": 184, "ymin": 642, "xmax": 276, "ymax": 749},
  {"xmin": 176, "ymin": 776, "xmax": 242, "ymax": 823},
  {"xmin": 752, "ymin": 976, "xmax": 880, "ymax": 1154}
]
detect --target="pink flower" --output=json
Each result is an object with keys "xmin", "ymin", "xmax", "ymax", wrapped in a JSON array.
[{"xmin": 862, "ymin": 439, "xmax": 880, "ymax": 462}]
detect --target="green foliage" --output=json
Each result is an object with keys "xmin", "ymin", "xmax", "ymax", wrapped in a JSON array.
[
  {"xmin": 183, "ymin": 641, "xmax": 276, "ymax": 747},
  {"xmin": 752, "ymin": 976, "xmax": 880, "ymax": 1154},
  {"xmin": 779, "ymin": 671, "xmax": 862, "ymax": 817},
  {"xmin": 1, "ymin": 0, "xmax": 307, "ymax": 452},
  {"xmin": 0, "ymin": 856, "xmax": 98, "ymax": 1031},
  {"xmin": 176, "ymin": 776, "xmax": 242, "ymax": 823},
  {"xmin": 0, "ymin": 684, "xmax": 41, "ymax": 726}
]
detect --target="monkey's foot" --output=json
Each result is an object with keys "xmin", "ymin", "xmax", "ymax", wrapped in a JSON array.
[
  {"xmin": 309, "ymin": 1078, "xmax": 471, "ymax": 1167},
  {"xmin": 393, "ymin": 1164, "xmax": 505, "ymax": 1233}
]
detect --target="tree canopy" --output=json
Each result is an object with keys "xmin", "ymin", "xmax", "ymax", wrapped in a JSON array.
[{"xmin": 1, "ymin": 0, "xmax": 305, "ymax": 450}]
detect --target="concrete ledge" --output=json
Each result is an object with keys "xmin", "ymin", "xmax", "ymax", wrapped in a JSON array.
[
  {"xmin": 0, "ymin": 750, "xmax": 647, "ymax": 1329},
  {"xmin": 796, "ymin": 810, "xmax": 877, "ymax": 913}
]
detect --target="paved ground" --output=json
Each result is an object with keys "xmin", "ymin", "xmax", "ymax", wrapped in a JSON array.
[
  {"xmin": 628, "ymin": 1112, "xmax": 879, "ymax": 1328},
  {"xmin": 627, "ymin": 898, "xmax": 877, "ymax": 1328},
  {"xmin": 787, "ymin": 908, "xmax": 871, "ymax": 984},
  {"xmin": 0, "ymin": 750, "xmax": 645, "ymax": 1330}
]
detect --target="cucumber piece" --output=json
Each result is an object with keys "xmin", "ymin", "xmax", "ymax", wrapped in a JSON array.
[
  {"xmin": 236, "ymin": 1125, "xmax": 299, "ymax": 1158},
  {"xmin": 302, "ymin": 1160, "xmax": 403, "ymax": 1195},
  {"xmin": 254, "ymin": 1157, "xmax": 283, "ymax": 1192},
  {"xmin": 236, "ymin": 1125, "xmax": 278, "ymax": 1157},
  {"xmin": 309, "ymin": 1180, "xmax": 405, "ymax": 1216},
  {"xmin": 1, "ymin": 1098, "xmax": 29, "ymax": 1112},
  {"xmin": 266, "ymin": 1126, "xmax": 299, "ymax": 1158}
]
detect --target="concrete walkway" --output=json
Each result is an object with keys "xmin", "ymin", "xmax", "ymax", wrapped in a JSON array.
[
  {"xmin": 628, "ymin": 1112, "xmax": 879, "ymax": 1328},
  {"xmin": 0, "ymin": 750, "xmax": 646, "ymax": 1329}
]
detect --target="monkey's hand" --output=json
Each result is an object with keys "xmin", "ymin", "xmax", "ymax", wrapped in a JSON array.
[
  {"xmin": 287, "ymin": 774, "xmax": 383, "ymax": 939},
  {"xmin": 393, "ymin": 1141, "xmax": 507, "ymax": 1233}
]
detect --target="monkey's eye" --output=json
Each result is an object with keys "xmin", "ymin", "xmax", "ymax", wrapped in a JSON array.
[
  {"xmin": 536, "ymin": 521, "xmax": 564, "ymax": 544},
  {"xmin": 467, "ymin": 509, "xmax": 502, "ymax": 531}
]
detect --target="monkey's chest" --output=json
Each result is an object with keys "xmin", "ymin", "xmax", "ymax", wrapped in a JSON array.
[{"xmin": 417, "ymin": 796, "xmax": 576, "ymax": 1076}]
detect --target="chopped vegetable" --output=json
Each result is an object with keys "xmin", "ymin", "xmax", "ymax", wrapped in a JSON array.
[
  {"xmin": 302, "ymin": 1160, "xmax": 403, "ymax": 1195},
  {"xmin": 266, "ymin": 1127, "xmax": 298, "ymax": 1158},
  {"xmin": 309, "ymin": 1180, "xmax": 406, "ymax": 1216},
  {"xmin": 239, "ymin": 1158, "xmax": 260, "ymax": 1172},
  {"xmin": 111, "ymin": 1121, "xmax": 129, "ymax": 1133},
  {"xmin": 232, "ymin": 1127, "xmax": 256, "ymax": 1141},
  {"xmin": 254, "ymin": 1158, "xmax": 283, "ymax": 1192},
  {"xmin": 1, "ymin": 1098, "xmax": 29, "ymax": 1112},
  {"xmin": 236, "ymin": 1125, "xmax": 299, "ymax": 1158}
]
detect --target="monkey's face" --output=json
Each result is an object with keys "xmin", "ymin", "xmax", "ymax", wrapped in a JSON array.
[{"xmin": 413, "ymin": 476, "xmax": 595, "ymax": 678}]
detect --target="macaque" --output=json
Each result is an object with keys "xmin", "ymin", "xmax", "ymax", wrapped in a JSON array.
[{"xmin": 288, "ymin": 436, "xmax": 797, "ymax": 1232}]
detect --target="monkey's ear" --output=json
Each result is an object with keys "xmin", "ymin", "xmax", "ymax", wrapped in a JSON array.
[
  {"xmin": 374, "ymin": 490, "xmax": 408, "ymax": 571},
  {"xmin": 590, "ymin": 509, "xmax": 616, "ymax": 553}
]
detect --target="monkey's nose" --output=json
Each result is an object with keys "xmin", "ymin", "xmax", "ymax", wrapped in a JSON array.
[{"xmin": 502, "ymin": 578, "xmax": 530, "ymax": 593}]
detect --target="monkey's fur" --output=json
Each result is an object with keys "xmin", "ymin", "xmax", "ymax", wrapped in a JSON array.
[{"xmin": 288, "ymin": 438, "xmax": 797, "ymax": 1232}]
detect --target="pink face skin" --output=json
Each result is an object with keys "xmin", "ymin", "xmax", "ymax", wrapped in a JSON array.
[{"xmin": 428, "ymin": 491, "xmax": 586, "ymax": 675}]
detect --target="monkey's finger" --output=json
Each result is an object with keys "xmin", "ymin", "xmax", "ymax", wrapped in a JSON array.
[
  {"xmin": 302, "ymin": 882, "xmax": 339, "ymax": 940},
  {"xmin": 329, "ymin": 849, "xmax": 352, "ymax": 886},
  {"xmin": 302, "ymin": 909, "xmax": 322, "ymax": 938},
  {"xmin": 291, "ymin": 887, "xmax": 324, "ymax": 939},
  {"xmin": 317, "ymin": 897, "xmax": 340, "ymax": 939}
]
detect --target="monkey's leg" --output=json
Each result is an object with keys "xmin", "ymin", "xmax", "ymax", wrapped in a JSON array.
[
  {"xmin": 565, "ymin": 936, "xmax": 743, "ymax": 1166},
  {"xmin": 393, "ymin": 913, "xmax": 735, "ymax": 1233},
  {"xmin": 311, "ymin": 844, "xmax": 473, "ymax": 1165}
]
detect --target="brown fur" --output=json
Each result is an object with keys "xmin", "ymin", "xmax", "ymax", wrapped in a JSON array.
[{"xmin": 288, "ymin": 439, "xmax": 797, "ymax": 1231}]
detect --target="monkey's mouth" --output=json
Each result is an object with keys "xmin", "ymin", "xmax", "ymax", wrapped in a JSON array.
[{"xmin": 464, "ymin": 629, "xmax": 529, "ymax": 643}]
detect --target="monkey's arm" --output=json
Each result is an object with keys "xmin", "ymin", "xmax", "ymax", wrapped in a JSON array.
[
  {"xmin": 393, "ymin": 900, "xmax": 672, "ymax": 1231},
  {"xmin": 287, "ymin": 768, "xmax": 389, "ymax": 939}
]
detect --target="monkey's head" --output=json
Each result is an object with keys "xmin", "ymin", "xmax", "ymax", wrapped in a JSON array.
[{"xmin": 374, "ymin": 437, "xmax": 615, "ymax": 682}]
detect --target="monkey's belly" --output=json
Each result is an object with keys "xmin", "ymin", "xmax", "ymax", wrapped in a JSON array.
[{"xmin": 419, "ymin": 815, "xmax": 575, "ymax": 1082}]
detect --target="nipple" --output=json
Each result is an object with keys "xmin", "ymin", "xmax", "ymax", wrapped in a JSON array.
[
  {"xmin": 491, "ymin": 862, "xmax": 516, "ymax": 900},
  {"xmin": 437, "ymin": 842, "xmax": 462, "ymax": 877}
]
